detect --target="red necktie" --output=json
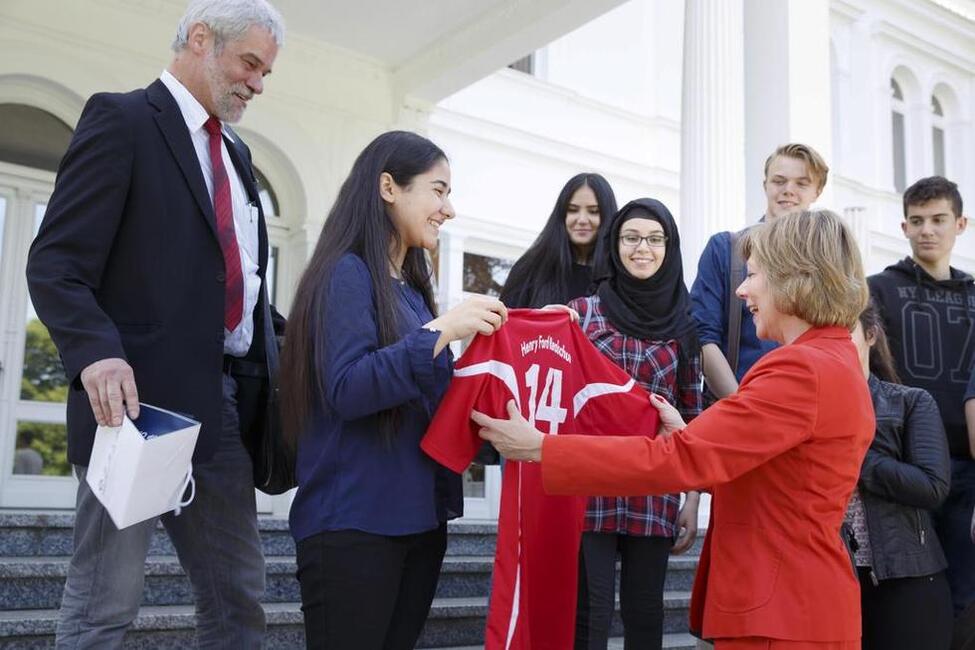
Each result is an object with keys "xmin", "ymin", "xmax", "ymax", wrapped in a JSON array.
[{"xmin": 204, "ymin": 117, "xmax": 244, "ymax": 332}]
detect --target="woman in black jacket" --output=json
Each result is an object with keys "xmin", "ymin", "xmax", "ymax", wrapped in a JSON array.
[{"xmin": 846, "ymin": 301, "xmax": 953, "ymax": 649}]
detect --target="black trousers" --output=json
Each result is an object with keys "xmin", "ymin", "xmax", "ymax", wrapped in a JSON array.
[
  {"xmin": 576, "ymin": 532, "xmax": 672, "ymax": 650},
  {"xmin": 295, "ymin": 523, "xmax": 447, "ymax": 650},
  {"xmin": 858, "ymin": 567, "xmax": 952, "ymax": 650}
]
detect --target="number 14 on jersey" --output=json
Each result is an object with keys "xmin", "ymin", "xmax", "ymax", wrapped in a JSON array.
[{"xmin": 524, "ymin": 364, "xmax": 568, "ymax": 435}]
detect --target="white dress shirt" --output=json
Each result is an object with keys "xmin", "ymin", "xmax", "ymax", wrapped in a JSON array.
[{"xmin": 160, "ymin": 70, "xmax": 262, "ymax": 357}]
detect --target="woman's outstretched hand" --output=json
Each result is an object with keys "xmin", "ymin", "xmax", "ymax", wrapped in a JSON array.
[
  {"xmin": 649, "ymin": 393, "xmax": 686, "ymax": 438},
  {"xmin": 472, "ymin": 400, "xmax": 544, "ymax": 462}
]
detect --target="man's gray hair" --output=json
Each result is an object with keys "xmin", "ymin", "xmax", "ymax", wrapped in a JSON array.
[{"xmin": 172, "ymin": 0, "xmax": 285, "ymax": 52}]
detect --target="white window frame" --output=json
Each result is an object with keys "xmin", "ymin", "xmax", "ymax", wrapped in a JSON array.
[{"xmin": 0, "ymin": 162, "xmax": 76, "ymax": 508}]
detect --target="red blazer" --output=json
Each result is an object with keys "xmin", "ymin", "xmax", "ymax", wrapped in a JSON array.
[{"xmin": 542, "ymin": 327, "xmax": 874, "ymax": 642}]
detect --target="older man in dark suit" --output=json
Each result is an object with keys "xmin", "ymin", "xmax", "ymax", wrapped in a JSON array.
[{"xmin": 25, "ymin": 1, "xmax": 285, "ymax": 647}]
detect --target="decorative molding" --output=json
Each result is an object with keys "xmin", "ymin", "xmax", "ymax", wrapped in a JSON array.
[
  {"xmin": 429, "ymin": 107, "xmax": 680, "ymax": 188},
  {"xmin": 0, "ymin": 74, "xmax": 86, "ymax": 128}
]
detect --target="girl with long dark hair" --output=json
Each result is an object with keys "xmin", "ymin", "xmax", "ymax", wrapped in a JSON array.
[
  {"xmin": 845, "ymin": 301, "xmax": 952, "ymax": 650},
  {"xmin": 568, "ymin": 199, "xmax": 703, "ymax": 649},
  {"xmin": 500, "ymin": 173, "xmax": 617, "ymax": 308},
  {"xmin": 281, "ymin": 131, "xmax": 507, "ymax": 649}
]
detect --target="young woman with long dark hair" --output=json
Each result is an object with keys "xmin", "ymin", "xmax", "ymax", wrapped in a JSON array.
[
  {"xmin": 845, "ymin": 301, "xmax": 952, "ymax": 650},
  {"xmin": 569, "ymin": 199, "xmax": 702, "ymax": 649},
  {"xmin": 280, "ymin": 130, "xmax": 507, "ymax": 649},
  {"xmin": 500, "ymin": 173, "xmax": 617, "ymax": 308}
]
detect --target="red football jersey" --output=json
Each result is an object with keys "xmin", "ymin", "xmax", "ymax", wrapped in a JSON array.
[{"xmin": 421, "ymin": 309, "xmax": 659, "ymax": 650}]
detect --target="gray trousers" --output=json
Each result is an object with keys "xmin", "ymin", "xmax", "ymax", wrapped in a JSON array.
[{"xmin": 55, "ymin": 374, "xmax": 266, "ymax": 649}]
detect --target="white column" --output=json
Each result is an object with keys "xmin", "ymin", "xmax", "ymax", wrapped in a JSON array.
[
  {"xmin": 743, "ymin": 0, "xmax": 833, "ymax": 216},
  {"xmin": 906, "ymin": 98, "xmax": 930, "ymax": 184},
  {"xmin": 947, "ymin": 112, "xmax": 973, "ymax": 201},
  {"xmin": 680, "ymin": 0, "xmax": 747, "ymax": 286},
  {"xmin": 844, "ymin": 15, "xmax": 884, "ymax": 188}
]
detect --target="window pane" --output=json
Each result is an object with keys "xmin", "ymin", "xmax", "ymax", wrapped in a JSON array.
[
  {"xmin": 933, "ymin": 127, "xmax": 946, "ymax": 177},
  {"xmin": 463, "ymin": 253, "xmax": 513, "ymax": 297},
  {"xmin": 253, "ymin": 167, "xmax": 279, "ymax": 218},
  {"xmin": 892, "ymin": 111, "xmax": 906, "ymax": 193},
  {"xmin": 0, "ymin": 104, "xmax": 73, "ymax": 172},
  {"xmin": 932, "ymin": 95, "xmax": 943, "ymax": 117},
  {"xmin": 13, "ymin": 421, "xmax": 69, "ymax": 476},
  {"xmin": 20, "ymin": 319, "xmax": 68, "ymax": 402},
  {"xmin": 21, "ymin": 203, "xmax": 68, "ymax": 403}
]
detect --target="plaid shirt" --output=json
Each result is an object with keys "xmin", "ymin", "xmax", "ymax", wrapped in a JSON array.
[{"xmin": 568, "ymin": 295, "xmax": 704, "ymax": 538}]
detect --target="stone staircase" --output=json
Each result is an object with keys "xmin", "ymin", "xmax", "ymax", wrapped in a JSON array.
[{"xmin": 0, "ymin": 512, "xmax": 700, "ymax": 649}]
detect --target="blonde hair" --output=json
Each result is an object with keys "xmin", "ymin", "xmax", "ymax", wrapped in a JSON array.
[
  {"xmin": 740, "ymin": 210, "xmax": 867, "ymax": 328},
  {"xmin": 763, "ymin": 143, "xmax": 830, "ymax": 192}
]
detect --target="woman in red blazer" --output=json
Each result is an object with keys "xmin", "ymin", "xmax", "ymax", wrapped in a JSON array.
[{"xmin": 474, "ymin": 210, "xmax": 874, "ymax": 650}]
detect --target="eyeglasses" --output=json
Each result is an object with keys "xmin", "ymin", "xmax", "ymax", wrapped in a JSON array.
[{"xmin": 619, "ymin": 234, "xmax": 667, "ymax": 248}]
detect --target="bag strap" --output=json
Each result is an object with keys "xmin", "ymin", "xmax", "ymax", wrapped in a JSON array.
[
  {"xmin": 727, "ymin": 231, "xmax": 744, "ymax": 377},
  {"xmin": 580, "ymin": 296, "xmax": 594, "ymax": 333}
]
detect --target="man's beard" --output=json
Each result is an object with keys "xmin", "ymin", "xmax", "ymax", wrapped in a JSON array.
[{"xmin": 203, "ymin": 55, "xmax": 248, "ymax": 123}]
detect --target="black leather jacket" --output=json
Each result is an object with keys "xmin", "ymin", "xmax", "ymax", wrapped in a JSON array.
[{"xmin": 858, "ymin": 375, "xmax": 951, "ymax": 582}]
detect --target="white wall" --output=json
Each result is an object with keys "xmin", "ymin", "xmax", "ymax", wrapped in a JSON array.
[{"xmin": 430, "ymin": 0, "xmax": 684, "ymax": 271}]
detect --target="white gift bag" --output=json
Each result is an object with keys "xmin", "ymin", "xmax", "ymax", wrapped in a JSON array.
[{"xmin": 86, "ymin": 403, "xmax": 200, "ymax": 530}]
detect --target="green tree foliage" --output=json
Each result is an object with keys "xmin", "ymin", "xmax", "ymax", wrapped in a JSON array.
[
  {"xmin": 14, "ymin": 319, "xmax": 70, "ymax": 476},
  {"xmin": 20, "ymin": 318, "xmax": 67, "ymax": 402},
  {"xmin": 463, "ymin": 253, "xmax": 513, "ymax": 298},
  {"xmin": 15, "ymin": 422, "xmax": 69, "ymax": 476}
]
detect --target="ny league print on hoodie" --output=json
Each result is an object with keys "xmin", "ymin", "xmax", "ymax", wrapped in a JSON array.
[{"xmin": 869, "ymin": 257, "xmax": 975, "ymax": 458}]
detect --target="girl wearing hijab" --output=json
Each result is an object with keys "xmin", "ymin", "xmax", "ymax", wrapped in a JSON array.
[{"xmin": 568, "ymin": 199, "xmax": 703, "ymax": 650}]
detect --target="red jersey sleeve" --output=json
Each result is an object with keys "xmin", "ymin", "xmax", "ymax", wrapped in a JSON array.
[{"xmin": 421, "ymin": 327, "xmax": 521, "ymax": 473}]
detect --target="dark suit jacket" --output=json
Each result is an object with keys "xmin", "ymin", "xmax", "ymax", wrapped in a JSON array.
[
  {"xmin": 26, "ymin": 78, "xmax": 283, "ymax": 466},
  {"xmin": 542, "ymin": 327, "xmax": 875, "ymax": 642}
]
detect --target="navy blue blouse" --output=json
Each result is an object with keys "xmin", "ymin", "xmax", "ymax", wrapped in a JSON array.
[{"xmin": 289, "ymin": 254, "xmax": 462, "ymax": 542}]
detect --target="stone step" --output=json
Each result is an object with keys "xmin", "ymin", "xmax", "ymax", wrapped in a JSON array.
[
  {"xmin": 610, "ymin": 635, "xmax": 698, "ymax": 650},
  {"xmin": 0, "ymin": 555, "xmax": 491, "ymax": 610},
  {"xmin": 0, "ymin": 513, "xmax": 706, "ymax": 560},
  {"xmin": 426, "ymin": 633, "xmax": 699, "ymax": 650},
  {"xmin": 0, "ymin": 553, "xmax": 698, "ymax": 610},
  {"xmin": 0, "ymin": 593, "xmax": 693, "ymax": 648},
  {"xmin": 0, "ymin": 513, "xmax": 501, "ymax": 559}
]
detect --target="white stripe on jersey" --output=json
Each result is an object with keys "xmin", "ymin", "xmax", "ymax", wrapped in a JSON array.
[
  {"xmin": 454, "ymin": 361, "xmax": 523, "ymax": 412},
  {"xmin": 572, "ymin": 378, "xmax": 637, "ymax": 416}
]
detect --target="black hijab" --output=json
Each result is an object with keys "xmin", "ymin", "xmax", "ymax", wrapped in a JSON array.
[{"xmin": 594, "ymin": 199, "xmax": 699, "ymax": 362}]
